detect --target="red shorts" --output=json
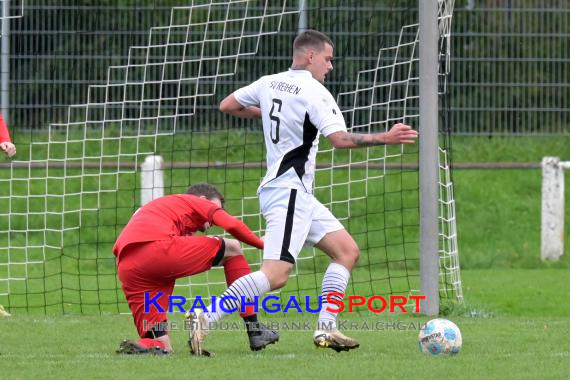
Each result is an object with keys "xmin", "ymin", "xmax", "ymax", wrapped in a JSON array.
[{"xmin": 117, "ymin": 235, "xmax": 224, "ymax": 338}]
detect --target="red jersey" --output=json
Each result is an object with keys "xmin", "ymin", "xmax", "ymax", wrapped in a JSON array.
[
  {"xmin": 0, "ymin": 113, "xmax": 11, "ymax": 143},
  {"xmin": 113, "ymin": 194, "xmax": 263, "ymax": 256}
]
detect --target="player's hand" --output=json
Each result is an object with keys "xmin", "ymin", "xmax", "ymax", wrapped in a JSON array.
[
  {"xmin": 384, "ymin": 123, "xmax": 417, "ymax": 144},
  {"xmin": 383, "ymin": 123, "xmax": 417, "ymax": 145},
  {"xmin": 0, "ymin": 142, "xmax": 16, "ymax": 158}
]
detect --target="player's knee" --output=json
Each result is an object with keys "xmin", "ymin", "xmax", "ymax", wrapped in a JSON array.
[
  {"xmin": 348, "ymin": 244, "xmax": 360, "ymax": 264},
  {"xmin": 223, "ymin": 239, "xmax": 243, "ymax": 258},
  {"xmin": 340, "ymin": 243, "xmax": 360, "ymax": 269},
  {"xmin": 261, "ymin": 261, "xmax": 293, "ymax": 290}
]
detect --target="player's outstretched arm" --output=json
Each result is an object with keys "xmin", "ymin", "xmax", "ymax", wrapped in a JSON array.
[
  {"xmin": 211, "ymin": 208, "xmax": 264, "ymax": 250},
  {"xmin": 327, "ymin": 123, "xmax": 418, "ymax": 149},
  {"xmin": 219, "ymin": 94, "xmax": 261, "ymax": 119}
]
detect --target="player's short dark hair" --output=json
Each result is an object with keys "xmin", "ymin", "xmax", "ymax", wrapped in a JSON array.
[
  {"xmin": 293, "ymin": 29, "xmax": 334, "ymax": 54},
  {"xmin": 186, "ymin": 183, "xmax": 225, "ymax": 207}
]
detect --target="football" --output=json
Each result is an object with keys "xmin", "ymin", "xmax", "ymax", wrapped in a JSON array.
[{"xmin": 418, "ymin": 318, "xmax": 462, "ymax": 356}]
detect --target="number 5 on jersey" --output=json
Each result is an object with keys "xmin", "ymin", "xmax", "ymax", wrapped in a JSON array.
[{"xmin": 269, "ymin": 98, "xmax": 282, "ymax": 144}]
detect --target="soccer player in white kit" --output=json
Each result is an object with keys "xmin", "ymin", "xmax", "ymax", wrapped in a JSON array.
[{"xmin": 189, "ymin": 29, "xmax": 418, "ymax": 354}]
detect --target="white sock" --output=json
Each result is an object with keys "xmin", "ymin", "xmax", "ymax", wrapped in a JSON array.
[
  {"xmin": 318, "ymin": 263, "xmax": 350, "ymax": 330},
  {"xmin": 206, "ymin": 271, "xmax": 271, "ymax": 323}
]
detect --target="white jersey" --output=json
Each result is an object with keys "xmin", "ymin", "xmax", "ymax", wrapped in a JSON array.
[{"xmin": 234, "ymin": 69, "xmax": 347, "ymax": 194}]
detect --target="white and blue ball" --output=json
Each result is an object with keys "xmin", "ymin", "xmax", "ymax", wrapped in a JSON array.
[{"xmin": 418, "ymin": 318, "xmax": 462, "ymax": 356}]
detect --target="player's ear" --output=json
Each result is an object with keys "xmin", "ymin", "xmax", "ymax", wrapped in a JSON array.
[{"xmin": 307, "ymin": 49, "xmax": 314, "ymax": 63}]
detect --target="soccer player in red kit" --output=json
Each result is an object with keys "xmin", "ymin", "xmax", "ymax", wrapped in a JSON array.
[
  {"xmin": 0, "ymin": 113, "xmax": 16, "ymax": 158},
  {"xmin": 114, "ymin": 183, "xmax": 278, "ymax": 355}
]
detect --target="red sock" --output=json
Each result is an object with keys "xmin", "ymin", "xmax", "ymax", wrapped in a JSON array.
[
  {"xmin": 223, "ymin": 255, "xmax": 256, "ymax": 318},
  {"xmin": 137, "ymin": 338, "xmax": 166, "ymax": 350}
]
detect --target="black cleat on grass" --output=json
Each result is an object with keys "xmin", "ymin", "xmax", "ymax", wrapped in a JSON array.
[
  {"xmin": 249, "ymin": 326, "xmax": 279, "ymax": 351},
  {"xmin": 116, "ymin": 340, "xmax": 169, "ymax": 356}
]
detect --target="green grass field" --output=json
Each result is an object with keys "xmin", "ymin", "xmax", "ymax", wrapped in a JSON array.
[
  {"xmin": 2, "ymin": 269, "xmax": 569, "ymax": 379},
  {"xmin": 2, "ymin": 135, "xmax": 570, "ymax": 378}
]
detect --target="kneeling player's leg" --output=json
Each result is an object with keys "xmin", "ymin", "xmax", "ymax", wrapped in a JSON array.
[
  {"xmin": 116, "ymin": 241, "xmax": 176, "ymax": 353},
  {"xmin": 117, "ymin": 283, "xmax": 174, "ymax": 354}
]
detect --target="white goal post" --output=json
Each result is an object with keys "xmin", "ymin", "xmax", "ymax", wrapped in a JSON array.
[{"xmin": 541, "ymin": 156, "xmax": 570, "ymax": 261}]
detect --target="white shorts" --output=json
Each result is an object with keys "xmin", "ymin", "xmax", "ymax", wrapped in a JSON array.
[{"xmin": 259, "ymin": 187, "xmax": 344, "ymax": 263}]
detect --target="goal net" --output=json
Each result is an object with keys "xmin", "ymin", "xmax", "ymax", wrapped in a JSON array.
[{"xmin": 0, "ymin": 0, "xmax": 462, "ymax": 314}]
